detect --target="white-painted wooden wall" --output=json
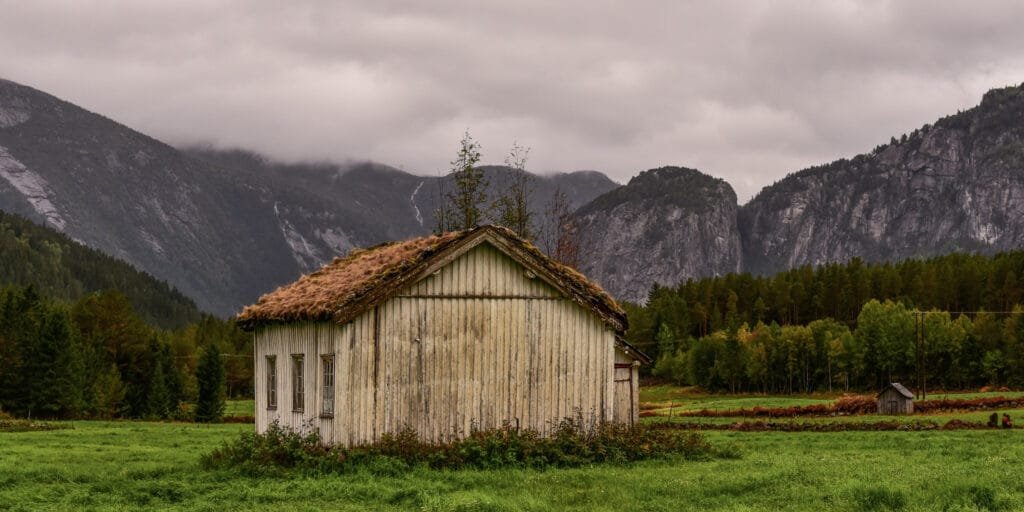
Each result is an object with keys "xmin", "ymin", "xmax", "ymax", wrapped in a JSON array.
[{"xmin": 253, "ymin": 242, "xmax": 634, "ymax": 446}]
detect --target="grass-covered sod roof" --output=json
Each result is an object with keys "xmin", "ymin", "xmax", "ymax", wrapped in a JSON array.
[{"xmin": 236, "ymin": 225, "xmax": 628, "ymax": 333}]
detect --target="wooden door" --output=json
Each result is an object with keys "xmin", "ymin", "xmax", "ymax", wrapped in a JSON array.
[{"xmin": 613, "ymin": 364, "xmax": 634, "ymax": 426}]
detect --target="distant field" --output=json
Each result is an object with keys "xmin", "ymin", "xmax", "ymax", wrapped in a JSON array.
[
  {"xmin": 2, "ymin": 390, "xmax": 1024, "ymax": 511},
  {"xmin": 640, "ymin": 385, "xmax": 834, "ymax": 411},
  {"xmin": 224, "ymin": 399, "xmax": 254, "ymax": 417}
]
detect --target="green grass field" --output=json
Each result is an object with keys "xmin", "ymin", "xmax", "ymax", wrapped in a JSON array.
[
  {"xmin": 224, "ymin": 399, "xmax": 254, "ymax": 417},
  {"xmin": 3, "ymin": 392, "xmax": 1024, "ymax": 511}
]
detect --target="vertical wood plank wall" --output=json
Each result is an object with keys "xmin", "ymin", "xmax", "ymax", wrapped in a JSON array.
[{"xmin": 254, "ymin": 242, "xmax": 626, "ymax": 446}]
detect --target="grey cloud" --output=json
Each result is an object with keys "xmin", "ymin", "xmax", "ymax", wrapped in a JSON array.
[{"xmin": 1, "ymin": 0, "xmax": 1022, "ymax": 201}]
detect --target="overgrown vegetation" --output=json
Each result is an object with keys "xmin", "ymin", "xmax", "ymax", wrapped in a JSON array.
[{"xmin": 202, "ymin": 419, "xmax": 731, "ymax": 475}]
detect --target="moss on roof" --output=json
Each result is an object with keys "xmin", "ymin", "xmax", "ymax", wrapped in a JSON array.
[{"xmin": 236, "ymin": 225, "xmax": 626, "ymax": 332}]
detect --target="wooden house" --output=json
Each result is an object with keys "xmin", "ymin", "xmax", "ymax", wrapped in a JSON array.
[
  {"xmin": 877, "ymin": 382, "xmax": 914, "ymax": 415},
  {"xmin": 237, "ymin": 225, "xmax": 650, "ymax": 446}
]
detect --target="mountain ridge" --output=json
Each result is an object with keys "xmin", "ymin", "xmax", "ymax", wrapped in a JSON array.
[
  {"xmin": 0, "ymin": 77, "xmax": 618, "ymax": 314},
  {"xmin": 4, "ymin": 76, "xmax": 1024, "ymax": 311}
]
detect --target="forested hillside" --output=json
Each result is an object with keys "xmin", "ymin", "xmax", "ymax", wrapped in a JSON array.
[
  {"xmin": 0, "ymin": 209, "xmax": 200, "ymax": 329},
  {"xmin": 0, "ymin": 209, "xmax": 252, "ymax": 420},
  {"xmin": 0, "ymin": 286, "xmax": 252, "ymax": 420},
  {"xmin": 627, "ymin": 251, "xmax": 1024, "ymax": 393}
]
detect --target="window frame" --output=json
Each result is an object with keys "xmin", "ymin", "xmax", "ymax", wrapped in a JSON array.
[
  {"xmin": 266, "ymin": 355, "xmax": 277, "ymax": 410},
  {"xmin": 291, "ymin": 354, "xmax": 304, "ymax": 413},
  {"xmin": 320, "ymin": 354, "xmax": 335, "ymax": 418}
]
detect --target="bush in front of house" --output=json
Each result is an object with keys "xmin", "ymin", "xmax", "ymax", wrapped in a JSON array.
[{"xmin": 201, "ymin": 418, "xmax": 733, "ymax": 475}]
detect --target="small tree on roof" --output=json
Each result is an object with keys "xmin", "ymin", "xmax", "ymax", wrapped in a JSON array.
[
  {"xmin": 439, "ymin": 130, "xmax": 487, "ymax": 232},
  {"xmin": 493, "ymin": 142, "xmax": 535, "ymax": 240}
]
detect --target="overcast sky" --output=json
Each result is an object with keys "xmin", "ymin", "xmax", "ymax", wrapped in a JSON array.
[{"xmin": 3, "ymin": 1, "xmax": 1024, "ymax": 201}]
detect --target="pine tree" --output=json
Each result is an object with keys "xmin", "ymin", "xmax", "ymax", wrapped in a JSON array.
[
  {"xmin": 22, "ymin": 306, "xmax": 84, "ymax": 418},
  {"xmin": 146, "ymin": 338, "xmax": 171, "ymax": 419},
  {"xmin": 443, "ymin": 130, "xmax": 487, "ymax": 231},
  {"xmin": 194, "ymin": 342, "xmax": 225, "ymax": 423},
  {"xmin": 159, "ymin": 342, "xmax": 184, "ymax": 416}
]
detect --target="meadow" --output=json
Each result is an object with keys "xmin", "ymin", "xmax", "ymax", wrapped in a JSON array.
[{"xmin": 2, "ymin": 395, "xmax": 1023, "ymax": 511}]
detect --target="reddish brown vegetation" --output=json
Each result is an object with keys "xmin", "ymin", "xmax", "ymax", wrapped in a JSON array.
[
  {"xmin": 653, "ymin": 419, "xmax": 995, "ymax": 432},
  {"xmin": 914, "ymin": 396, "xmax": 1024, "ymax": 413},
  {"xmin": 659, "ymin": 394, "xmax": 1024, "ymax": 419}
]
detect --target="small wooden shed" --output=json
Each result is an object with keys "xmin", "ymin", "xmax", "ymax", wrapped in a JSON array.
[
  {"xmin": 237, "ymin": 225, "xmax": 650, "ymax": 446},
  {"xmin": 877, "ymin": 382, "xmax": 914, "ymax": 415}
]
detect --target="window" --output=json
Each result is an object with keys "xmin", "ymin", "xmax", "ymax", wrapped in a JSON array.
[
  {"xmin": 266, "ymin": 356, "xmax": 277, "ymax": 410},
  {"xmin": 321, "ymin": 354, "xmax": 335, "ymax": 417},
  {"xmin": 291, "ymin": 354, "xmax": 304, "ymax": 412}
]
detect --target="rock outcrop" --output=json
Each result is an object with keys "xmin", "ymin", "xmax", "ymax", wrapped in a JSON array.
[
  {"xmin": 574, "ymin": 166, "xmax": 742, "ymax": 303},
  {"xmin": 740, "ymin": 84, "xmax": 1024, "ymax": 275}
]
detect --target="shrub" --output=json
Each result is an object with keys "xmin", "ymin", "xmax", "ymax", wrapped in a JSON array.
[{"xmin": 201, "ymin": 419, "xmax": 733, "ymax": 475}]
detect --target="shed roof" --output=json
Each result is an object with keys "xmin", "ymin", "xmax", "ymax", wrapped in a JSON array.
[
  {"xmin": 877, "ymin": 382, "xmax": 914, "ymax": 399},
  {"xmin": 236, "ymin": 225, "xmax": 628, "ymax": 336}
]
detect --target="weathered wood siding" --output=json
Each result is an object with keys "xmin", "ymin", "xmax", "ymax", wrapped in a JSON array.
[
  {"xmin": 254, "ymin": 242, "xmax": 624, "ymax": 445},
  {"xmin": 613, "ymin": 349, "xmax": 640, "ymax": 426}
]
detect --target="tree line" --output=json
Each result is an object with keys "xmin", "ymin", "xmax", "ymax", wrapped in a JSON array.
[
  {"xmin": 626, "ymin": 251, "xmax": 1024, "ymax": 393},
  {"xmin": 0, "ymin": 286, "xmax": 247, "ymax": 421}
]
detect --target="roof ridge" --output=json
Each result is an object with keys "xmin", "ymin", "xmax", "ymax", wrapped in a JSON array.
[{"xmin": 236, "ymin": 225, "xmax": 626, "ymax": 334}]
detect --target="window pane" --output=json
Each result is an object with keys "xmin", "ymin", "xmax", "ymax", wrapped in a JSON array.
[
  {"xmin": 292, "ymin": 354, "xmax": 304, "ymax": 412},
  {"xmin": 266, "ymin": 356, "xmax": 277, "ymax": 408},
  {"xmin": 322, "ymin": 355, "xmax": 335, "ymax": 415}
]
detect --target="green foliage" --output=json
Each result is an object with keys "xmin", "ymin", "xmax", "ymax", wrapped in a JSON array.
[
  {"xmin": 0, "ymin": 285, "xmax": 245, "ymax": 421},
  {"xmin": 194, "ymin": 343, "xmax": 225, "ymax": 423},
  {"xmin": 436, "ymin": 130, "xmax": 487, "ymax": 232},
  {"xmin": 631, "ymin": 250, "xmax": 1024, "ymax": 392},
  {"xmin": 202, "ymin": 419, "xmax": 725, "ymax": 475},
  {"xmin": 0, "ymin": 209, "xmax": 201, "ymax": 329},
  {"xmin": 21, "ymin": 306, "xmax": 84, "ymax": 418}
]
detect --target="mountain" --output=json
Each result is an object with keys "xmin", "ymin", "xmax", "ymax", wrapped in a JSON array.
[
  {"xmin": 739, "ymin": 84, "xmax": 1024, "ymax": 275},
  {"xmin": 572, "ymin": 84, "xmax": 1024, "ymax": 303},
  {"xmin": 0, "ymin": 209, "xmax": 200, "ymax": 329},
  {"xmin": 0, "ymin": 78, "xmax": 617, "ymax": 315},
  {"xmin": 573, "ymin": 166, "xmax": 742, "ymax": 303},
  {"xmin": 8, "ymin": 75, "xmax": 1024, "ymax": 311},
  {"xmin": 0, "ymin": 78, "xmax": 309, "ymax": 315}
]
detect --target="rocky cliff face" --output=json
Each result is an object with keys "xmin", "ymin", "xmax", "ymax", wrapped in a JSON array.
[
  {"xmin": 0, "ymin": 78, "xmax": 618, "ymax": 315},
  {"xmin": 740, "ymin": 84, "xmax": 1024, "ymax": 275},
  {"xmin": 573, "ymin": 166, "xmax": 742, "ymax": 303}
]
